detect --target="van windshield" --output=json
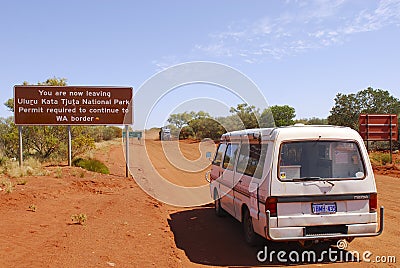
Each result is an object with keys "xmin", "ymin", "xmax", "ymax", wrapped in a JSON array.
[{"xmin": 278, "ymin": 141, "xmax": 365, "ymax": 181}]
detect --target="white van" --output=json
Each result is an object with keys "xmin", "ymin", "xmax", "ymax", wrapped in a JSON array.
[{"xmin": 206, "ymin": 125, "xmax": 383, "ymax": 246}]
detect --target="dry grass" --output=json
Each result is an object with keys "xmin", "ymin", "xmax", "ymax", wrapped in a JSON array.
[
  {"xmin": 71, "ymin": 213, "xmax": 87, "ymax": 225},
  {"xmin": 1, "ymin": 178, "xmax": 13, "ymax": 193},
  {"xmin": 2, "ymin": 158, "xmax": 49, "ymax": 178}
]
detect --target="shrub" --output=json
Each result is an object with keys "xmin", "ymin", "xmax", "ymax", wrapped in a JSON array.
[
  {"xmin": 16, "ymin": 179, "xmax": 27, "ymax": 185},
  {"xmin": 72, "ymin": 158, "xmax": 109, "ymax": 174},
  {"xmin": 380, "ymin": 154, "xmax": 391, "ymax": 165},
  {"xmin": 370, "ymin": 152, "xmax": 391, "ymax": 165},
  {"xmin": 54, "ymin": 167, "xmax": 63, "ymax": 178},
  {"xmin": 1, "ymin": 179, "xmax": 13, "ymax": 193},
  {"xmin": 71, "ymin": 213, "xmax": 87, "ymax": 225},
  {"xmin": 28, "ymin": 204, "xmax": 37, "ymax": 212}
]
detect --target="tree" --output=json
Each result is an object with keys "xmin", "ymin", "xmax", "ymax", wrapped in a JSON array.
[
  {"xmin": 167, "ymin": 112, "xmax": 194, "ymax": 129},
  {"xmin": 328, "ymin": 87, "xmax": 400, "ymax": 129},
  {"xmin": 4, "ymin": 99, "xmax": 14, "ymax": 112},
  {"xmin": 217, "ymin": 114, "xmax": 244, "ymax": 132},
  {"xmin": 38, "ymin": 77, "xmax": 67, "ymax": 86},
  {"xmin": 229, "ymin": 103, "xmax": 260, "ymax": 129},
  {"xmin": 260, "ymin": 108, "xmax": 275, "ymax": 128},
  {"xmin": 4, "ymin": 78, "xmax": 67, "ymax": 112},
  {"xmin": 167, "ymin": 111, "xmax": 211, "ymax": 129},
  {"xmin": 178, "ymin": 125, "xmax": 194, "ymax": 140},
  {"xmin": 70, "ymin": 127, "xmax": 95, "ymax": 158},
  {"xmin": 193, "ymin": 111, "xmax": 210, "ymax": 119},
  {"xmin": 295, "ymin": 117, "xmax": 328, "ymax": 125},
  {"xmin": 189, "ymin": 117, "xmax": 225, "ymax": 140},
  {"xmin": 266, "ymin": 105, "xmax": 296, "ymax": 127},
  {"xmin": 0, "ymin": 117, "xmax": 21, "ymax": 158}
]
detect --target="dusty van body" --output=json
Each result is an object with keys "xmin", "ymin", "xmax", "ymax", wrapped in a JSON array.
[{"xmin": 207, "ymin": 125, "xmax": 383, "ymax": 245}]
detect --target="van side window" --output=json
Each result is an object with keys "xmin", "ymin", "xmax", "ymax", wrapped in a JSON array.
[
  {"xmin": 213, "ymin": 143, "xmax": 227, "ymax": 166},
  {"xmin": 236, "ymin": 143, "xmax": 268, "ymax": 179},
  {"xmin": 223, "ymin": 143, "xmax": 239, "ymax": 170}
]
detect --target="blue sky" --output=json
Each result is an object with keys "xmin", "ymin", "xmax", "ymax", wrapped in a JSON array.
[{"xmin": 1, "ymin": 0, "xmax": 400, "ymax": 128}]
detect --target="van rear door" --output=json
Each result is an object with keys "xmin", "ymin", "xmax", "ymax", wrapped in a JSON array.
[{"xmin": 272, "ymin": 140, "xmax": 375, "ymax": 229}]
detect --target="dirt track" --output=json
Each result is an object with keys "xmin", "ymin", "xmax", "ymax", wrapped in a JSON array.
[{"xmin": 0, "ymin": 138, "xmax": 399, "ymax": 267}]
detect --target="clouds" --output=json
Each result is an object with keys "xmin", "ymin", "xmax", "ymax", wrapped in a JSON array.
[
  {"xmin": 342, "ymin": 0, "xmax": 400, "ymax": 34},
  {"xmin": 194, "ymin": 0, "xmax": 400, "ymax": 63}
]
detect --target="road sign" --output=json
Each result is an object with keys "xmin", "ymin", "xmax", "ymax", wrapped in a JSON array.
[
  {"xmin": 123, "ymin": 131, "xmax": 142, "ymax": 138},
  {"xmin": 359, "ymin": 114, "xmax": 398, "ymax": 141},
  {"xmin": 14, "ymin": 86, "xmax": 133, "ymax": 125}
]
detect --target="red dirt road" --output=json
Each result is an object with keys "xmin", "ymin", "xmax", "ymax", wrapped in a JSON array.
[{"xmin": 0, "ymin": 139, "xmax": 399, "ymax": 267}]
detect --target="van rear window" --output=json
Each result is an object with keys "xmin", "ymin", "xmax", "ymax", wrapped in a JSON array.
[{"xmin": 279, "ymin": 141, "xmax": 365, "ymax": 181}]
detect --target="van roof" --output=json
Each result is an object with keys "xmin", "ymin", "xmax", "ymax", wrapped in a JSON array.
[{"xmin": 221, "ymin": 125, "xmax": 360, "ymax": 141}]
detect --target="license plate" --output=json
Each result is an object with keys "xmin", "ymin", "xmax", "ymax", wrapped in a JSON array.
[{"xmin": 312, "ymin": 203, "xmax": 337, "ymax": 214}]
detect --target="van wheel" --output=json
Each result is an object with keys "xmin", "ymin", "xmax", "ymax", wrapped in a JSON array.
[
  {"xmin": 214, "ymin": 190, "xmax": 225, "ymax": 217},
  {"xmin": 243, "ymin": 209, "xmax": 259, "ymax": 246}
]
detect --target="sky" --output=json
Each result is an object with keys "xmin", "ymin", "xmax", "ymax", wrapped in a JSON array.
[{"xmin": 1, "ymin": 0, "xmax": 400, "ymax": 128}]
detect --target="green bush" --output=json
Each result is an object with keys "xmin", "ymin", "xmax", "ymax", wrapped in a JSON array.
[
  {"xmin": 72, "ymin": 158, "xmax": 109, "ymax": 174},
  {"xmin": 380, "ymin": 154, "xmax": 391, "ymax": 165},
  {"xmin": 370, "ymin": 152, "xmax": 391, "ymax": 165}
]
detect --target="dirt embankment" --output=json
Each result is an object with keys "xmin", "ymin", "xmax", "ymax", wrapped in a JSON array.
[{"xmin": 0, "ymin": 143, "xmax": 183, "ymax": 267}]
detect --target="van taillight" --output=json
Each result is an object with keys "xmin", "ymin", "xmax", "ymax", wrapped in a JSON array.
[
  {"xmin": 266, "ymin": 197, "xmax": 277, "ymax": 217},
  {"xmin": 369, "ymin": 193, "xmax": 378, "ymax": 213}
]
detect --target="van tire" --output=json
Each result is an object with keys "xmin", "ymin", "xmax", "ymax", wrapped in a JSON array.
[
  {"xmin": 243, "ymin": 209, "xmax": 259, "ymax": 246},
  {"xmin": 214, "ymin": 190, "xmax": 225, "ymax": 217}
]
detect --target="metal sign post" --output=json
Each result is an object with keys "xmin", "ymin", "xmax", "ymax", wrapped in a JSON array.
[
  {"xmin": 18, "ymin": 126, "xmax": 23, "ymax": 167},
  {"xmin": 125, "ymin": 125, "xmax": 129, "ymax": 178},
  {"xmin": 390, "ymin": 116, "xmax": 393, "ymax": 163},
  {"xmin": 68, "ymin": 126, "xmax": 72, "ymax": 166}
]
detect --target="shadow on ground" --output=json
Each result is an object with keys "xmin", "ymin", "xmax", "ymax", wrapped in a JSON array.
[{"xmin": 168, "ymin": 205, "xmax": 357, "ymax": 266}]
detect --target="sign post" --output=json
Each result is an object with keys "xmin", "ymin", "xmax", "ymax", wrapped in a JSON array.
[
  {"xmin": 18, "ymin": 126, "xmax": 23, "ymax": 167},
  {"xmin": 125, "ymin": 125, "xmax": 129, "ymax": 178},
  {"xmin": 68, "ymin": 126, "xmax": 72, "ymax": 167},
  {"xmin": 14, "ymin": 86, "xmax": 133, "ymax": 172}
]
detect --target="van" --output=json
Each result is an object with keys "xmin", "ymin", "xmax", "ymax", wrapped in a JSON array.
[{"xmin": 206, "ymin": 125, "xmax": 383, "ymax": 246}]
